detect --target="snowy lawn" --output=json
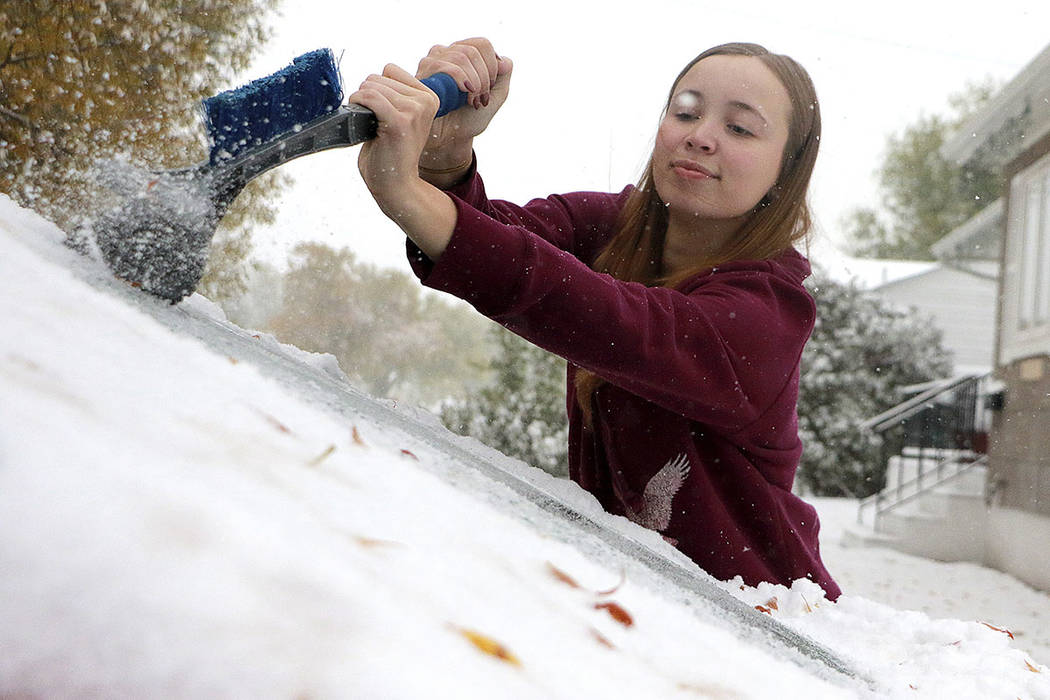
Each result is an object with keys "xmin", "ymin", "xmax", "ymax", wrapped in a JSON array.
[{"xmin": 812, "ymin": 497, "xmax": 1050, "ymax": 667}]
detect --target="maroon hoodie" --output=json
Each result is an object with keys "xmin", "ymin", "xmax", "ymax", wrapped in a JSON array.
[{"xmin": 407, "ymin": 161, "xmax": 841, "ymax": 600}]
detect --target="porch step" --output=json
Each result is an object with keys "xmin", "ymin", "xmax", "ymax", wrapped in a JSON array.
[
  {"xmin": 875, "ymin": 497, "xmax": 987, "ymax": 562},
  {"xmin": 840, "ymin": 523, "xmax": 900, "ymax": 549},
  {"xmin": 884, "ymin": 458, "xmax": 986, "ymax": 491},
  {"xmin": 917, "ymin": 487, "xmax": 985, "ymax": 518}
]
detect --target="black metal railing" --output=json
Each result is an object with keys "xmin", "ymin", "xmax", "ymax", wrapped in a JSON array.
[{"xmin": 858, "ymin": 373, "xmax": 992, "ymax": 527}]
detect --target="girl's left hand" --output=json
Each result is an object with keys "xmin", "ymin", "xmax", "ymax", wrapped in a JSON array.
[
  {"xmin": 348, "ymin": 63, "xmax": 458, "ymax": 261},
  {"xmin": 350, "ymin": 63, "xmax": 439, "ymax": 209}
]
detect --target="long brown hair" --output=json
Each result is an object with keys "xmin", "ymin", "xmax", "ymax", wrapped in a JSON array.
[{"xmin": 574, "ymin": 42, "xmax": 821, "ymax": 424}]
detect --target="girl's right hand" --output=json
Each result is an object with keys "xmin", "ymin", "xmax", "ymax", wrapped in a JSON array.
[{"xmin": 417, "ymin": 38, "xmax": 512, "ymax": 166}]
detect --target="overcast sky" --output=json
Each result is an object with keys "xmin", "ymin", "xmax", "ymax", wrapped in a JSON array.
[{"xmin": 244, "ymin": 0, "xmax": 1050, "ymax": 272}]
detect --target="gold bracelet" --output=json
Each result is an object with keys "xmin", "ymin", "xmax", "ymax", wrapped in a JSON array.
[{"xmin": 418, "ymin": 159, "xmax": 472, "ymax": 175}]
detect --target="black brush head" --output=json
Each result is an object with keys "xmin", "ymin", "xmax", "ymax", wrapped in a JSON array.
[{"xmin": 93, "ymin": 175, "xmax": 219, "ymax": 303}]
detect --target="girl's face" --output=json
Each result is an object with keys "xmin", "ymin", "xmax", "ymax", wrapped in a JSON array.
[{"xmin": 652, "ymin": 55, "xmax": 792, "ymax": 227}]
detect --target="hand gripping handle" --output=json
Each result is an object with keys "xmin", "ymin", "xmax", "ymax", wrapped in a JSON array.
[{"xmin": 420, "ymin": 73, "xmax": 469, "ymax": 117}]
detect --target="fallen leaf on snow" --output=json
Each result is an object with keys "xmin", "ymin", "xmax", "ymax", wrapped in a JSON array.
[
  {"xmin": 677, "ymin": 681, "xmax": 741, "ymax": 698},
  {"xmin": 353, "ymin": 536, "xmax": 402, "ymax": 549},
  {"xmin": 399, "ymin": 449, "xmax": 419, "ymax": 460},
  {"xmin": 591, "ymin": 628, "xmax": 615, "ymax": 649},
  {"xmin": 980, "ymin": 622, "xmax": 1015, "ymax": 639},
  {"xmin": 351, "ymin": 425, "xmax": 366, "ymax": 446},
  {"xmin": 257, "ymin": 410, "xmax": 290, "ymax": 434},
  {"xmin": 452, "ymin": 626, "xmax": 521, "ymax": 667},
  {"xmin": 1026, "ymin": 659, "xmax": 1042, "ymax": 673},
  {"xmin": 545, "ymin": 562, "xmax": 626, "ymax": 596},
  {"xmin": 307, "ymin": 444, "xmax": 336, "ymax": 466},
  {"xmin": 546, "ymin": 562, "xmax": 581, "ymax": 589},
  {"xmin": 594, "ymin": 601, "xmax": 633, "ymax": 627},
  {"xmin": 595, "ymin": 569, "xmax": 627, "ymax": 597}
]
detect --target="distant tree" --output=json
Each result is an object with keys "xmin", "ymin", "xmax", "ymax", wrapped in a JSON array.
[
  {"xmin": 797, "ymin": 269, "xmax": 954, "ymax": 497},
  {"xmin": 0, "ymin": 0, "xmax": 283, "ymax": 300},
  {"xmin": 219, "ymin": 260, "xmax": 285, "ymax": 331},
  {"xmin": 266, "ymin": 242, "xmax": 492, "ymax": 406},
  {"xmin": 440, "ymin": 326, "xmax": 569, "ymax": 477},
  {"xmin": 844, "ymin": 81, "xmax": 1002, "ymax": 260}
]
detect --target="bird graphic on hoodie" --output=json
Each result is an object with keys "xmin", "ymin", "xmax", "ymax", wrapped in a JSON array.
[{"xmin": 624, "ymin": 453, "xmax": 691, "ymax": 535}]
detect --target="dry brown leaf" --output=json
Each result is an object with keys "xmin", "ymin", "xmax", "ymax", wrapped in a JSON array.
[
  {"xmin": 354, "ymin": 536, "xmax": 402, "ymax": 549},
  {"xmin": 258, "ymin": 411, "xmax": 290, "ymax": 434},
  {"xmin": 595, "ymin": 569, "xmax": 627, "ymax": 597},
  {"xmin": 307, "ymin": 444, "xmax": 336, "ymax": 467},
  {"xmin": 228, "ymin": 356, "xmax": 238, "ymax": 365},
  {"xmin": 676, "ymin": 682, "xmax": 740, "ymax": 698},
  {"xmin": 1026, "ymin": 659, "xmax": 1042, "ymax": 673},
  {"xmin": 352, "ymin": 425, "xmax": 366, "ymax": 447},
  {"xmin": 546, "ymin": 562, "xmax": 626, "ymax": 597},
  {"xmin": 754, "ymin": 605, "xmax": 773, "ymax": 615},
  {"xmin": 980, "ymin": 622, "xmax": 1015, "ymax": 639},
  {"xmin": 453, "ymin": 626, "xmax": 521, "ymax": 667},
  {"xmin": 546, "ymin": 562, "xmax": 581, "ymax": 589},
  {"xmin": 591, "ymin": 628, "xmax": 615, "ymax": 649},
  {"xmin": 400, "ymin": 449, "xmax": 419, "ymax": 460},
  {"xmin": 595, "ymin": 601, "xmax": 634, "ymax": 627}
]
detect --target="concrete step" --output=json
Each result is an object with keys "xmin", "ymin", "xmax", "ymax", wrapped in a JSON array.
[
  {"xmin": 840, "ymin": 523, "xmax": 900, "ymax": 549},
  {"xmin": 917, "ymin": 487, "xmax": 985, "ymax": 517},
  {"xmin": 884, "ymin": 457, "xmax": 985, "ymax": 491},
  {"xmin": 879, "ymin": 506, "xmax": 941, "ymax": 538},
  {"xmin": 874, "ymin": 501, "xmax": 987, "ymax": 562}
]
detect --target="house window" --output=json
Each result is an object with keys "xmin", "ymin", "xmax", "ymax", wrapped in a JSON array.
[{"xmin": 1016, "ymin": 164, "xmax": 1050, "ymax": 328}]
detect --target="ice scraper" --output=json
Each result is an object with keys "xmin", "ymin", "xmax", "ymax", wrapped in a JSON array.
[{"xmin": 86, "ymin": 48, "xmax": 466, "ymax": 303}]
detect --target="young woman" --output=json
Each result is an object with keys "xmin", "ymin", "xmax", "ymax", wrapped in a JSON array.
[{"xmin": 350, "ymin": 38, "xmax": 841, "ymax": 599}]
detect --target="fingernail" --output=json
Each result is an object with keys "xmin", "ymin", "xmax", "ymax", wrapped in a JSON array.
[
  {"xmin": 464, "ymin": 79, "xmax": 476, "ymax": 93},
  {"xmin": 481, "ymin": 93, "xmax": 490, "ymax": 107}
]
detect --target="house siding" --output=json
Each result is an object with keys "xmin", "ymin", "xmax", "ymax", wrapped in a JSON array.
[
  {"xmin": 998, "ymin": 133, "xmax": 1050, "ymax": 368},
  {"xmin": 985, "ymin": 506, "xmax": 1050, "ymax": 592},
  {"xmin": 990, "ymin": 126, "xmax": 1050, "ymax": 523},
  {"xmin": 989, "ymin": 356, "xmax": 1050, "ymax": 516},
  {"xmin": 872, "ymin": 266, "xmax": 997, "ymax": 371}
]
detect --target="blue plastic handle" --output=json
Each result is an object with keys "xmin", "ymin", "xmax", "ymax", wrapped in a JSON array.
[{"xmin": 420, "ymin": 73, "xmax": 469, "ymax": 117}]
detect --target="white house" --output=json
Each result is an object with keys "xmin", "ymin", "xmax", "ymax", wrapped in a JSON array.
[{"xmin": 848, "ymin": 42, "xmax": 1050, "ymax": 594}]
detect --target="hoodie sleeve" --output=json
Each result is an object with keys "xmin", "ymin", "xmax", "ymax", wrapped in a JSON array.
[
  {"xmin": 431, "ymin": 155, "xmax": 625, "ymax": 262},
  {"xmin": 409, "ymin": 175, "xmax": 814, "ymax": 433}
]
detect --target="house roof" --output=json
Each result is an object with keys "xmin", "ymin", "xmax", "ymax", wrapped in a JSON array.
[
  {"xmin": 942, "ymin": 43, "xmax": 1050, "ymax": 167},
  {"xmin": 930, "ymin": 198, "xmax": 1003, "ymax": 262}
]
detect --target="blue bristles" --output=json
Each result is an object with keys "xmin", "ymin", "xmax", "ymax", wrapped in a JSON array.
[{"xmin": 201, "ymin": 48, "xmax": 344, "ymax": 165}]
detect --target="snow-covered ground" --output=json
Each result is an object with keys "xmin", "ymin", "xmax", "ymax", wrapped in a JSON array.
[
  {"xmin": 2, "ymin": 194, "xmax": 1049, "ymax": 699},
  {"xmin": 813, "ymin": 497, "xmax": 1050, "ymax": 669}
]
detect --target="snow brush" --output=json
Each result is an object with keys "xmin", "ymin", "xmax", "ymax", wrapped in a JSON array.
[{"xmin": 88, "ymin": 48, "xmax": 466, "ymax": 303}]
